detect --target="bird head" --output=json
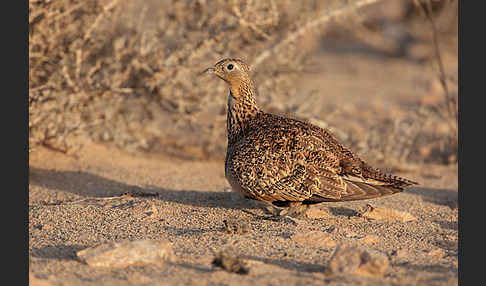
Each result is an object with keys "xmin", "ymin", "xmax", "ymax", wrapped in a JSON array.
[{"xmin": 203, "ymin": 58, "xmax": 251, "ymax": 87}]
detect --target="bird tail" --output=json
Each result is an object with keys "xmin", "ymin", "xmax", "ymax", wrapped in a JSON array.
[
  {"xmin": 360, "ymin": 163, "xmax": 418, "ymax": 188},
  {"xmin": 338, "ymin": 179, "xmax": 404, "ymax": 201},
  {"xmin": 308, "ymin": 178, "xmax": 405, "ymax": 203}
]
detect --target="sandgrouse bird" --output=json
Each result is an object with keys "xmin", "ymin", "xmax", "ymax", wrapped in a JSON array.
[{"xmin": 204, "ymin": 58, "xmax": 418, "ymax": 217}]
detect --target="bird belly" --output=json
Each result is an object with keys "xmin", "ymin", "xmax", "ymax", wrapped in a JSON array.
[
  {"xmin": 225, "ymin": 151, "xmax": 251, "ymax": 199},
  {"xmin": 227, "ymin": 176, "xmax": 252, "ymax": 199}
]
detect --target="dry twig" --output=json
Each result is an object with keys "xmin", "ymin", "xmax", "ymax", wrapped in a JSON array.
[
  {"xmin": 413, "ymin": 0, "xmax": 457, "ymax": 142},
  {"xmin": 252, "ymin": 0, "xmax": 383, "ymax": 69}
]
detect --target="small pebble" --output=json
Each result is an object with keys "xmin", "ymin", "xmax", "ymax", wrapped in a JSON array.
[
  {"xmin": 212, "ymin": 248, "xmax": 249, "ymax": 275},
  {"xmin": 77, "ymin": 239, "xmax": 173, "ymax": 267},
  {"xmin": 326, "ymin": 244, "xmax": 390, "ymax": 277}
]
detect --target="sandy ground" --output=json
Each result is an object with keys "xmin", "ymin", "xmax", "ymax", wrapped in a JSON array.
[{"xmin": 29, "ymin": 139, "xmax": 458, "ymax": 285}]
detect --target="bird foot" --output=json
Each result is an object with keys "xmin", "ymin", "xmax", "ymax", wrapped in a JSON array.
[
  {"xmin": 277, "ymin": 204, "xmax": 310, "ymax": 219},
  {"xmin": 261, "ymin": 203, "xmax": 309, "ymax": 224},
  {"xmin": 262, "ymin": 204, "xmax": 283, "ymax": 216},
  {"xmin": 249, "ymin": 201, "xmax": 309, "ymax": 223}
]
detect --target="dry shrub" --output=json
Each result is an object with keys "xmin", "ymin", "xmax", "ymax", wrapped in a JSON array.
[
  {"xmin": 29, "ymin": 0, "xmax": 321, "ymax": 156},
  {"xmin": 29, "ymin": 0, "xmax": 457, "ymax": 165},
  {"xmin": 358, "ymin": 98, "xmax": 458, "ymax": 167}
]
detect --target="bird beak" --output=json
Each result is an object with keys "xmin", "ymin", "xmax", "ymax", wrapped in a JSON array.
[{"xmin": 201, "ymin": 67, "xmax": 216, "ymax": 75}]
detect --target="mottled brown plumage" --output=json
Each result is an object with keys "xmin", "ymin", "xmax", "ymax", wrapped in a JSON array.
[{"xmin": 204, "ymin": 58, "xmax": 418, "ymax": 216}]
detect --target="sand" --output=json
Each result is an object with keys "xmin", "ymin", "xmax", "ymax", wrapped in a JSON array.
[{"xmin": 29, "ymin": 141, "xmax": 458, "ymax": 286}]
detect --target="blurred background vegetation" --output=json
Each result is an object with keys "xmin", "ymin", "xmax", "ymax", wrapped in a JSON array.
[{"xmin": 29, "ymin": 0, "xmax": 458, "ymax": 167}]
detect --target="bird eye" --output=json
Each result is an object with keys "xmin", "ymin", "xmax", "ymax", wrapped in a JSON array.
[{"xmin": 227, "ymin": 64, "xmax": 234, "ymax": 70}]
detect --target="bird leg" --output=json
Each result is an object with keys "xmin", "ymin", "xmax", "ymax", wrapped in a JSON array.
[
  {"xmin": 277, "ymin": 202, "xmax": 310, "ymax": 218},
  {"xmin": 249, "ymin": 200, "xmax": 284, "ymax": 216},
  {"xmin": 259, "ymin": 201, "xmax": 310, "ymax": 218},
  {"xmin": 243, "ymin": 197, "xmax": 310, "ymax": 220}
]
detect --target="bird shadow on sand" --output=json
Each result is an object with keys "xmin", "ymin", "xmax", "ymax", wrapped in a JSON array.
[
  {"xmin": 31, "ymin": 244, "xmax": 86, "ymax": 260},
  {"xmin": 406, "ymin": 187, "xmax": 458, "ymax": 209},
  {"xmin": 29, "ymin": 168, "xmax": 458, "ymax": 211},
  {"xmin": 243, "ymin": 255, "xmax": 326, "ymax": 273},
  {"xmin": 29, "ymin": 167, "xmax": 257, "ymax": 210},
  {"xmin": 401, "ymin": 262, "xmax": 457, "ymax": 275}
]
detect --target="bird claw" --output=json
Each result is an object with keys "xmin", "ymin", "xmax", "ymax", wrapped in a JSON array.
[
  {"xmin": 264, "ymin": 204, "xmax": 309, "ymax": 225},
  {"xmin": 253, "ymin": 200, "xmax": 309, "ymax": 223},
  {"xmin": 279, "ymin": 204, "xmax": 309, "ymax": 218}
]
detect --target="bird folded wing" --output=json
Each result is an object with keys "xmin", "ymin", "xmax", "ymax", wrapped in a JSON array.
[
  {"xmin": 306, "ymin": 165, "xmax": 346, "ymax": 201},
  {"xmin": 257, "ymin": 164, "xmax": 312, "ymax": 202}
]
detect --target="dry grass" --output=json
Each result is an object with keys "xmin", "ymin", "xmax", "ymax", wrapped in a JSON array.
[{"xmin": 29, "ymin": 0, "xmax": 457, "ymax": 165}]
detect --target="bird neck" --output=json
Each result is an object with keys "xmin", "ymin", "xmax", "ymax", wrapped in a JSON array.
[{"xmin": 226, "ymin": 81, "xmax": 261, "ymax": 145}]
